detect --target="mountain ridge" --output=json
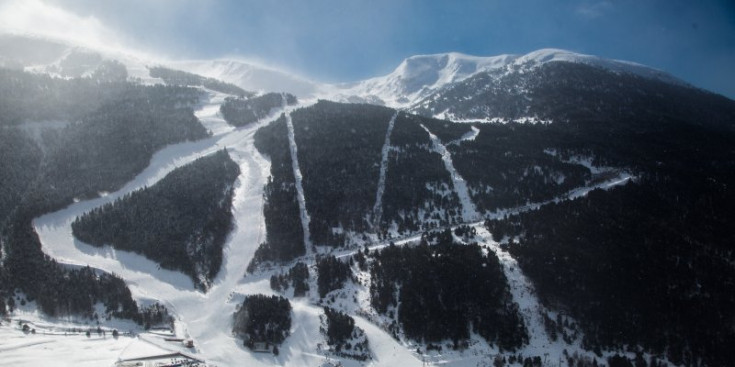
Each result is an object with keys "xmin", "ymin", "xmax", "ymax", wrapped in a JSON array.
[{"xmin": 339, "ymin": 48, "xmax": 690, "ymax": 108}]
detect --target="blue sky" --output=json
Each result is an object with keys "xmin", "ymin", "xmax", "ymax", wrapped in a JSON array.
[{"xmin": 3, "ymin": 0, "xmax": 735, "ymax": 98}]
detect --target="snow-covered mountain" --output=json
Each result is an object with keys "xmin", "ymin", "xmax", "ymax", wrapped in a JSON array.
[
  {"xmin": 0, "ymin": 34, "xmax": 321, "ymax": 96},
  {"xmin": 3, "ymin": 32, "xmax": 735, "ymax": 367},
  {"xmin": 2, "ymin": 34, "xmax": 690, "ymax": 108},
  {"xmin": 336, "ymin": 48, "xmax": 687, "ymax": 109}
]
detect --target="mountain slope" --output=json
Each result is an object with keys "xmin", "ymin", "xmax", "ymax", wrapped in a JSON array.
[
  {"xmin": 339, "ymin": 48, "xmax": 689, "ymax": 109},
  {"xmin": 3, "ymin": 34, "xmax": 735, "ymax": 367}
]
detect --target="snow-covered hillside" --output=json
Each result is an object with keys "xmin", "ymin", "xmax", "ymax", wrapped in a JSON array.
[
  {"xmin": 336, "ymin": 48, "xmax": 686, "ymax": 108},
  {"xmin": 4, "ymin": 32, "xmax": 726, "ymax": 367},
  {"xmin": 2, "ymin": 34, "xmax": 687, "ymax": 110}
]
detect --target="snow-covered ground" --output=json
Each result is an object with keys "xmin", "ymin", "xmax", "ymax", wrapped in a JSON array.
[{"xmin": 0, "ymin": 321, "xmax": 135, "ymax": 367}]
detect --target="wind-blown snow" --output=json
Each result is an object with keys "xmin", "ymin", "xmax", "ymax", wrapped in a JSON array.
[
  {"xmin": 421, "ymin": 124, "xmax": 480, "ymax": 222},
  {"xmin": 285, "ymin": 107, "xmax": 313, "ymax": 252},
  {"xmin": 172, "ymin": 59, "xmax": 322, "ymax": 98},
  {"xmin": 371, "ymin": 111, "xmax": 399, "ymax": 230},
  {"xmin": 194, "ymin": 89, "xmax": 236, "ymax": 136}
]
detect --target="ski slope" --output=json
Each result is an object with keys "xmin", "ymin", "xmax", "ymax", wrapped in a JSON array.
[
  {"xmin": 26, "ymin": 88, "xmax": 642, "ymax": 367},
  {"xmin": 421, "ymin": 124, "xmax": 480, "ymax": 222},
  {"xmin": 285, "ymin": 107, "xmax": 314, "ymax": 252},
  {"xmin": 31, "ymin": 90, "xmax": 423, "ymax": 367},
  {"xmin": 371, "ymin": 111, "xmax": 399, "ymax": 230}
]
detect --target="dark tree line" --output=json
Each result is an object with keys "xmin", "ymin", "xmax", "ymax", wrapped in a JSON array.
[
  {"xmin": 419, "ymin": 116, "xmax": 473, "ymax": 143},
  {"xmin": 322, "ymin": 307, "xmax": 371, "ymax": 360},
  {"xmin": 323, "ymin": 307, "xmax": 355, "ymax": 346},
  {"xmin": 410, "ymin": 61, "xmax": 735, "ymax": 131},
  {"xmin": 233, "ymin": 294, "xmax": 292, "ymax": 351},
  {"xmin": 220, "ymin": 93, "xmax": 297, "ymax": 127},
  {"xmin": 0, "ymin": 68, "xmax": 208, "ymax": 321},
  {"xmin": 270, "ymin": 262, "xmax": 310, "ymax": 297},
  {"xmin": 379, "ymin": 113, "xmax": 462, "ymax": 235},
  {"xmin": 447, "ymin": 122, "xmax": 591, "ymax": 213},
  {"xmin": 469, "ymin": 60, "xmax": 735, "ymax": 367},
  {"xmin": 291, "ymin": 101, "xmax": 395, "ymax": 246},
  {"xmin": 369, "ymin": 234, "xmax": 527, "ymax": 350},
  {"xmin": 0, "ymin": 67, "xmax": 200, "ymax": 128},
  {"xmin": 316, "ymin": 255, "xmax": 352, "ymax": 298},
  {"xmin": 149, "ymin": 66, "xmax": 250, "ymax": 97},
  {"xmin": 249, "ymin": 115, "xmax": 305, "ymax": 271},
  {"xmin": 72, "ymin": 150, "xmax": 240, "ymax": 290},
  {"xmin": 493, "ymin": 179, "xmax": 735, "ymax": 366}
]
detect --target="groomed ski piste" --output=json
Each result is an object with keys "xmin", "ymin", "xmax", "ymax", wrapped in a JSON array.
[
  {"xmin": 371, "ymin": 111, "xmax": 399, "ymax": 230},
  {"xmin": 3, "ymin": 85, "xmax": 654, "ymax": 367},
  {"xmin": 285, "ymin": 105, "xmax": 314, "ymax": 254},
  {"xmin": 421, "ymin": 124, "xmax": 480, "ymax": 222}
]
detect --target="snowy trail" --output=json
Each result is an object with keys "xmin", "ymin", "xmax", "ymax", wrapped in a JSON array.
[
  {"xmin": 371, "ymin": 111, "xmax": 399, "ymax": 230},
  {"xmin": 33, "ymin": 92, "xmax": 333, "ymax": 367},
  {"xmin": 32, "ymin": 91, "xmax": 414, "ymax": 367},
  {"xmin": 335, "ymin": 172, "xmax": 634, "ymax": 263},
  {"xmin": 34, "ymin": 91, "xmax": 275, "ymax": 365},
  {"xmin": 421, "ymin": 124, "xmax": 480, "ymax": 222},
  {"xmin": 194, "ymin": 89, "xmax": 236, "ymax": 136},
  {"xmin": 27, "ymin": 89, "xmax": 638, "ymax": 366},
  {"xmin": 447, "ymin": 125, "xmax": 479, "ymax": 146},
  {"xmin": 474, "ymin": 226, "xmax": 568, "ymax": 362},
  {"xmin": 486, "ymin": 171, "xmax": 633, "ymax": 219},
  {"xmin": 285, "ymin": 107, "xmax": 313, "ymax": 251}
]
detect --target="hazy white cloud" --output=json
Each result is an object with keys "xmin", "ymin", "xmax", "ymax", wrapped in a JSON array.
[
  {"xmin": 0, "ymin": 0, "xmax": 150, "ymax": 58},
  {"xmin": 575, "ymin": 1, "xmax": 613, "ymax": 19}
]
